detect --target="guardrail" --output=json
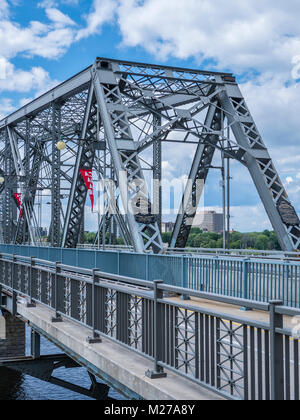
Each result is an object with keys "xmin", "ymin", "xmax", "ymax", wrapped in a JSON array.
[
  {"xmin": 167, "ymin": 247, "xmax": 300, "ymax": 260},
  {"xmin": 18, "ymin": 243, "xmax": 300, "ymax": 260},
  {"xmin": 0, "ymin": 252, "xmax": 299, "ymax": 400},
  {"xmin": 1, "ymin": 244, "xmax": 300, "ymax": 308}
]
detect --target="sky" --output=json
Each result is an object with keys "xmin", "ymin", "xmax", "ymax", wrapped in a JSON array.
[{"xmin": 1, "ymin": 0, "xmax": 300, "ymax": 232}]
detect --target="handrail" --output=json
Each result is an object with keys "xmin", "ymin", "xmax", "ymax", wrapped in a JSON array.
[
  {"xmin": 0, "ymin": 252, "xmax": 299, "ymax": 400},
  {"xmin": 1, "ymin": 244, "xmax": 300, "ymax": 308}
]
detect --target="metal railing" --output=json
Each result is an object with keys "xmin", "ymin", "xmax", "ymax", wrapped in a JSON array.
[
  {"xmin": 19, "ymin": 242, "xmax": 300, "ymax": 260},
  {"xmin": 167, "ymin": 247, "xmax": 300, "ymax": 260},
  {"xmin": 1, "ymin": 244, "xmax": 300, "ymax": 308},
  {"xmin": 0, "ymin": 252, "xmax": 299, "ymax": 400}
]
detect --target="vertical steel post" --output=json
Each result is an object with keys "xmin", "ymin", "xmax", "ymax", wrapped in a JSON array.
[
  {"xmin": 146, "ymin": 253, "xmax": 149, "ymax": 281},
  {"xmin": 153, "ymin": 114, "xmax": 162, "ymax": 233},
  {"xmin": 221, "ymin": 151, "xmax": 226, "ymax": 249},
  {"xmin": 87, "ymin": 268, "xmax": 101, "ymax": 343},
  {"xmin": 12, "ymin": 254, "xmax": 17, "ymax": 316},
  {"xmin": 241, "ymin": 259, "xmax": 251, "ymax": 311},
  {"xmin": 270, "ymin": 300, "xmax": 284, "ymax": 400},
  {"xmin": 26, "ymin": 257, "xmax": 36, "ymax": 307},
  {"xmin": 51, "ymin": 103, "xmax": 61, "ymax": 247},
  {"xmin": 181, "ymin": 256, "xmax": 190, "ymax": 301},
  {"xmin": 51, "ymin": 261, "xmax": 62, "ymax": 322},
  {"xmin": 3, "ymin": 130, "xmax": 14, "ymax": 243},
  {"xmin": 226, "ymin": 132, "xmax": 231, "ymax": 249},
  {"xmin": 145, "ymin": 279, "xmax": 167, "ymax": 379},
  {"xmin": 117, "ymin": 251, "xmax": 120, "ymax": 275}
]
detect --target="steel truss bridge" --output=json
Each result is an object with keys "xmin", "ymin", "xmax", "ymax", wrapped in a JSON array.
[{"xmin": 0, "ymin": 57, "xmax": 300, "ymax": 253}]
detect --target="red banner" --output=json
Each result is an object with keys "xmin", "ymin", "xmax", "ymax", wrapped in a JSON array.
[
  {"xmin": 80, "ymin": 169, "xmax": 94, "ymax": 211},
  {"xmin": 14, "ymin": 193, "xmax": 23, "ymax": 218}
]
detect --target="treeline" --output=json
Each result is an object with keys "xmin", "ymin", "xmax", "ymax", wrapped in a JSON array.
[
  {"xmin": 84, "ymin": 229, "xmax": 281, "ymax": 250},
  {"xmin": 84, "ymin": 232, "xmax": 124, "ymax": 245},
  {"xmin": 162, "ymin": 229, "xmax": 281, "ymax": 250}
]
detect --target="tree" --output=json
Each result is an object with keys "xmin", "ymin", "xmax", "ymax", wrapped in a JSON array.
[{"xmin": 255, "ymin": 234, "xmax": 269, "ymax": 250}]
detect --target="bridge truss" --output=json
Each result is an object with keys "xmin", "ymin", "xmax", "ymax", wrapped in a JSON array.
[{"xmin": 0, "ymin": 57, "xmax": 299, "ymax": 253}]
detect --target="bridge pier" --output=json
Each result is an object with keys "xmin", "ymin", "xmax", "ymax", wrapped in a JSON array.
[{"xmin": 0, "ymin": 310, "xmax": 25, "ymax": 358}]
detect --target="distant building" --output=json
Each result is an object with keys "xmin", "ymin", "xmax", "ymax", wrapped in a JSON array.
[
  {"xmin": 193, "ymin": 211, "xmax": 224, "ymax": 233},
  {"xmin": 162, "ymin": 222, "xmax": 175, "ymax": 233},
  {"xmin": 33, "ymin": 227, "xmax": 48, "ymax": 237}
]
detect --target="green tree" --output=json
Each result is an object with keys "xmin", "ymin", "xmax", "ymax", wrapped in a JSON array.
[{"xmin": 255, "ymin": 234, "xmax": 269, "ymax": 250}]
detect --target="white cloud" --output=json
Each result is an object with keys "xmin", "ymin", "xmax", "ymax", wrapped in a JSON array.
[
  {"xmin": 0, "ymin": 59, "xmax": 52, "ymax": 93},
  {"xmin": 0, "ymin": 98, "xmax": 15, "ymax": 119},
  {"xmin": 116, "ymin": 0, "xmax": 300, "ymax": 75},
  {"xmin": 0, "ymin": 19, "xmax": 75, "ymax": 60},
  {"xmin": 0, "ymin": 1, "xmax": 9, "ymax": 19},
  {"xmin": 45, "ymin": 8, "xmax": 76, "ymax": 27},
  {"xmin": 76, "ymin": 0, "xmax": 118, "ymax": 41}
]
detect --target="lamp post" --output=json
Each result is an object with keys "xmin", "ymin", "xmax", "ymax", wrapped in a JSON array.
[{"xmin": 204, "ymin": 158, "xmax": 229, "ymax": 250}]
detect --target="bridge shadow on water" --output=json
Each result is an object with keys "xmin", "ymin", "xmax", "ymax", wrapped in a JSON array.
[
  {"xmin": 0, "ymin": 327, "xmax": 122, "ymax": 400},
  {"xmin": 0, "ymin": 367, "xmax": 25, "ymax": 400}
]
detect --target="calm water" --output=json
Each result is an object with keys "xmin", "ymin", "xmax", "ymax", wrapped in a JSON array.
[{"xmin": 0, "ymin": 326, "xmax": 123, "ymax": 400}]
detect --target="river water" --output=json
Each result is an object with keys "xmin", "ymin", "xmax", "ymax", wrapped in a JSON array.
[{"xmin": 0, "ymin": 326, "xmax": 122, "ymax": 400}]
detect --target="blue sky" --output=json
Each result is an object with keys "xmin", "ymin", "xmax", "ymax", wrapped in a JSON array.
[{"xmin": 1, "ymin": 0, "xmax": 300, "ymax": 232}]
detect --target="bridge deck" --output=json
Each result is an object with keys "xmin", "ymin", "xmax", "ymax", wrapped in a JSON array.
[
  {"xmin": 15, "ymin": 298, "xmax": 223, "ymax": 401},
  {"xmin": 167, "ymin": 296, "xmax": 295, "ymax": 330}
]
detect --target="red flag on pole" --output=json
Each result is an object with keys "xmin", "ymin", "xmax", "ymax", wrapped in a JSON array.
[
  {"xmin": 80, "ymin": 169, "xmax": 94, "ymax": 211},
  {"xmin": 14, "ymin": 193, "xmax": 23, "ymax": 218}
]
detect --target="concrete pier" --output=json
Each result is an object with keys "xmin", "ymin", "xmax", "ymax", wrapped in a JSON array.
[{"xmin": 0, "ymin": 311, "xmax": 25, "ymax": 358}]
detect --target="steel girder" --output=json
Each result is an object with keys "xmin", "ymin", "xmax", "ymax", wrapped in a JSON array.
[
  {"xmin": 14, "ymin": 140, "xmax": 45, "ymax": 244},
  {"xmin": 0, "ymin": 57, "xmax": 299, "ymax": 252},
  {"xmin": 218, "ymin": 84, "xmax": 300, "ymax": 251},
  {"xmin": 51, "ymin": 103, "xmax": 62, "ymax": 247},
  {"xmin": 62, "ymin": 84, "xmax": 98, "ymax": 248},
  {"xmin": 93, "ymin": 62, "xmax": 164, "ymax": 253},
  {"xmin": 153, "ymin": 115, "xmax": 162, "ymax": 233},
  {"xmin": 3, "ymin": 131, "xmax": 15, "ymax": 243}
]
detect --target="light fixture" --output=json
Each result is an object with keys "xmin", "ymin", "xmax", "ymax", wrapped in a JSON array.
[
  {"xmin": 56, "ymin": 141, "xmax": 66, "ymax": 151},
  {"xmin": 0, "ymin": 176, "xmax": 4, "ymax": 184}
]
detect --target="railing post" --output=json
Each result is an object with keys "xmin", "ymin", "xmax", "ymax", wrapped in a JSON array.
[
  {"xmin": 181, "ymin": 256, "xmax": 190, "ymax": 301},
  {"xmin": 241, "ymin": 259, "xmax": 251, "ymax": 311},
  {"xmin": 146, "ymin": 279, "xmax": 167, "ymax": 379},
  {"xmin": 87, "ymin": 269, "xmax": 102, "ymax": 344},
  {"xmin": 51, "ymin": 262, "xmax": 63, "ymax": 323},
  {"xmin": 146, "ymin": 254, "xmax": 149, "ymax": 281},
  {"xmin": 270, "ymin": 300, "xmax": 284, "ymax": 401},
  {"xmin": 12, "ymin": 255, "xmax": 17, "ymax": 316},
  {"xmin": 117, "ymin": 251, "xmax": 120, "ymax": 275},
  {"xmin": 26, "ymin": 257, "xmax": 36, "ymax": 308}
]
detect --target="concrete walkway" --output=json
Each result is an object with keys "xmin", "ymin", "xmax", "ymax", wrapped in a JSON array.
[
  {"xmin": 167, "ymin": 295, "xmax": 296, "ymax": 330},
  {"xmin": 16, "ymin": 299, "xmax": 223, "ymax": 401}
]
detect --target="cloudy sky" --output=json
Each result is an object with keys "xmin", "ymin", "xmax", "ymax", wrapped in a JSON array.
[{"xmin": 1, "ymin": 0, "xmax": 300, "ymax": 232}]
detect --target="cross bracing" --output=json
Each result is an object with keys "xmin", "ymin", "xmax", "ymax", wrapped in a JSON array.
[{"xmin": 0, "ymin": 57, "xmax": 299, "ymax": 253}]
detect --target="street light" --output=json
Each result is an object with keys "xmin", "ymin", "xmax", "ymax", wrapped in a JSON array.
[
  {"xmin": 0, "ymin": 176, "xmax": 4, "ymax": 185},
  {"xmin": 56, "ymin": 140, "xmax": 66, "ymax": 151},
  {"xmin": 204, "ymin": 158, "xmax": 229, "ymax": 250}
]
